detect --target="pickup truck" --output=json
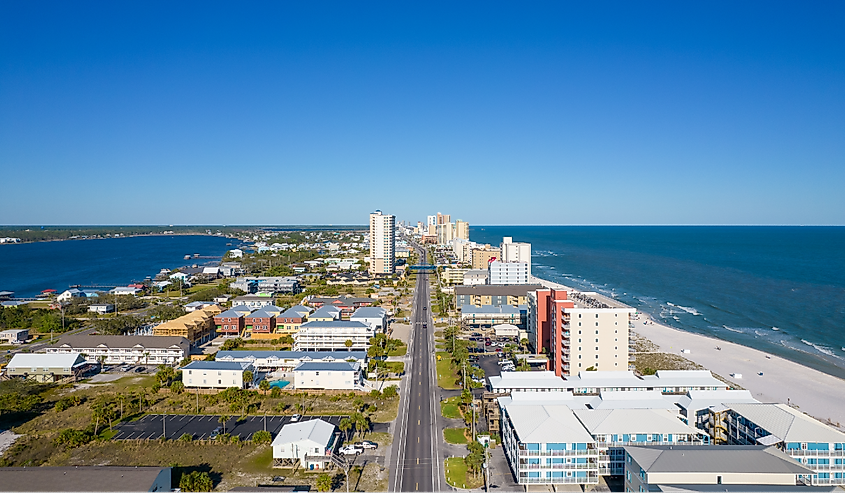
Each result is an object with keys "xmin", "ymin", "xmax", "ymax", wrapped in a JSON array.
[{"xmin": 340, "ymin": 445, "xmax": 364, "ymax": 455}]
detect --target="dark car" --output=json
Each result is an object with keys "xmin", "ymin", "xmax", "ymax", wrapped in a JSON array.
[
  {"xmin": 134, "ymin": 367, "xmax": 145, "ymax": 373},
  {"xmin": 422, "ymin": 324, "xmax": 427, "ymax": 328}
]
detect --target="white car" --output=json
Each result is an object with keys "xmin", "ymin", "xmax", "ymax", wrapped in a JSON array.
[{"xmin": 340, "ymin": 445, "xmax": 363, "ymax": 455}]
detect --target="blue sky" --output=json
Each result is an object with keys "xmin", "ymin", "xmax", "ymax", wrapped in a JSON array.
[{"xmin": 1, "ymin": 1, "xmax": 843, "ymax": 225}]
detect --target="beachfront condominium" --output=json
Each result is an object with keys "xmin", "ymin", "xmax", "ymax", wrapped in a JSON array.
[
  {"xmin": 369, "ymin": 210, "xmax": 395, "ymax": 276},
  {"xmin": 488, "ymin": 260, "xmax": 530, "ymax": 285},
  {"xmin": 455, "ymin": 220, "xmax": 469, "ymax": 240},
  {"xmin": 501, "ymin": 236, "xmax": 532, "ymax": 278},
  {"xmin": 528, "ymin": 287, "xmax": 635, "ymax": 376}
]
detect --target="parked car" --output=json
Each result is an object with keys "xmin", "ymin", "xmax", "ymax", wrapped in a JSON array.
[
  {"xmin": 290, "ymin": 414, "xmax": 302, "ymax": 422},
  {"xmin": 209, "ymin": 427, "xmax": 221, "ymax": 439},
  {"xmin": 357, "ymin": 441, "xmax": 378, "ymax": 450},
  {"xmin": 134, "ymin": 367, "xmax": 145, "ymax": 373},
  {"xmin": 340, "ymin": 445, "xmax": 363, "ymax": 455}
]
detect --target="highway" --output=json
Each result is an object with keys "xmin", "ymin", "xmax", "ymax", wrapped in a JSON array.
[{"xmin": 391, "ymin": 245, "xmax": 441, "ymax": 492}]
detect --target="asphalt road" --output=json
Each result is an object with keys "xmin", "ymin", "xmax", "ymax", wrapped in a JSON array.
[
  {"xmin": 112, "ymin": 414, "xmax": 344, "ymax": 441},
  {"xmin": 392, "ymin": 246, "xmax": 440, "ymax": 492}
]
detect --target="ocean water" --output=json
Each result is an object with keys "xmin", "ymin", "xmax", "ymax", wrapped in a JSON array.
[
  {"xmin": 470, "ymin": 226, "xmax": 845, "ymax": 379},
  {"xmin": 0, "ymin": 235, "xmax": 237, "ymax": 298}
]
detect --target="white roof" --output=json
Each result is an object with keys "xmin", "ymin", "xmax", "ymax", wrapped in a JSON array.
[
  {"xmin": 586, "ymin": 390, "xmax": 678, "ymax": 410},
  {"xmin": 564, "ymin": 371, "xmax": 645, "ymax": 388},
  {"xmin": 504, "ymin": 404, "xmax": 596, "ymax": 444},
  {"xmin": 676, "ymin": 390, "xmax": 758, "ymax": 413},
  {"xmin": 272, "ymin": 419, "xmax": 335, "ymax": 448},
  {"xmin": 497, "ymin": 391, "xmax": 576, "ymax": 408},
  {"xmin": 489, "ymin": 371, "xmax": 570, "ymax": 391},
  {"xmin": 573, "ymin": 408, "xmax": 703, "ymax": 436},
  {"xmin": 725, "ymin": 403, "xmax": 845, "ymax": 443},
  {"xmin": 7, "ymin": 353, "xmax": 86, "ymax": 369}
]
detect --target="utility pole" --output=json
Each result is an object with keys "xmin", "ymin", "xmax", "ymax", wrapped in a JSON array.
[
  {"xmin": 163, "ymin": 413, "xmax": 166, "ymax": 439},
  {"xmin": 196, "ymin": 388, "xmax": 199, "ymax": 414}
]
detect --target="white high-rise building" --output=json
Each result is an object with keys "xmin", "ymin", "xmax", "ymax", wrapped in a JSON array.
[
  {"xmin": 501, "ymin": 236, "xmax": 532, "ymax": 278},
  {"xmin": 369, "ymin": 210, "xmax": 395, "ymax": 275},
  {"xmin": 427, "ymin": 215, "xmax": 437, "ymax": 226}
]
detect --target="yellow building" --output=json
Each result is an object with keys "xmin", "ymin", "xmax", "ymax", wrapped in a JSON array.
[
  {"xmin": 153, "ymin": 305, "xmax": 221, "ymax": 345},
  {"xmin": 471, "ymin": 247, "xmax": 500, "ymax": 269}
]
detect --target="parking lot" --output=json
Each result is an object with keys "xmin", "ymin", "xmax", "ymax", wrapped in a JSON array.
[{"xmin": 112, "ymin": 414, "xmax": 345, "ymax": 441}]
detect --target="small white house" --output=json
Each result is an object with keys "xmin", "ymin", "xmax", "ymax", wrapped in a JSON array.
[
  {"xmin": 88, "ymin": 304, "xmax": 115, "ymax": 314},
  {"xmin": 110, "ymin": 286, "xmax": 141, "ymax": 296},
  {"xmin": 272, "ymin": 419, "xmax": 338, "ymax": 469},
  {"xmin": 494, "ymin": 323, "xmax": 520, "ymax": 338},
  {"xmin": 293, "ymin": 361, "xmax": 363, "ymax": 390},
  {"xmin": 182, "ymin": 361, "xmax": 253, "ymax": 389},
  {"xmin": 228, "ymin": 249, "xmax": 244, "ymax": 258},
  {"xmin": 0, "ymin": 329, "xmax": 29, "ymax": 344},
  {"xmin": 184, "ymin": 301, "xmax": 218, "ymax": 312}
]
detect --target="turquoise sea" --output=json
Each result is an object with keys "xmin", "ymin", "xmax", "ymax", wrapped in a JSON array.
[{"xmin": 470, "ymin": 226, "xmax": 845, "ymax": 379}]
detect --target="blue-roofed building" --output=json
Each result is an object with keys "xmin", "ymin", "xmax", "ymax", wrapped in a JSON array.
[
  {"xmin": 276, "ymin": 305, "xmax": 313, "ymax": 336},
  {"xmin": 293, "ymin": 361, "xmax": 363, "ymax": 390},
  {"xmin": 309, "ymin": 305, "xmax": 341, "ymax": 322},
  {"xmin": 182, "ymin": 360, "xmax": 254, "ymax": 389},
  {"xmin": 215, "ymin": 350, "xmax": 366, "ymax": 371}
]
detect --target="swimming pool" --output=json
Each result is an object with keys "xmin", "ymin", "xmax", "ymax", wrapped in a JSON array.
[{"xmin": 268, "ymin": 380, "xmax": 290, "ymax": 389}]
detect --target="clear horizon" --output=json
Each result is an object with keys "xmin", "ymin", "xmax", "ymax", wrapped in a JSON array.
[{"xmin": 2, "ymin": 2, "xmax": 843, "ymax": 225}]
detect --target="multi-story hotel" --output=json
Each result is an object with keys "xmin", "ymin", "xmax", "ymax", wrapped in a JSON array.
[
  {"xmin": 369, "ymin": 210, "xmax": 395, "ymax": 276},
  {"xmin": 528, "ymin": 287, "xmax": 635, "ymax": 376},
  {"xmin": 500, "ymin": 236, "xmax": 532, "ymax": 278}
]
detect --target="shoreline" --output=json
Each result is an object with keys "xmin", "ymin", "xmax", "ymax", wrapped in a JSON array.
[
  {"xmin": 0, "ymin": 232, "xmax": 237, "ymax": 245},
  {"xmin": 530, "ymin": 275, "xmax": 845, "ymax": 430}
]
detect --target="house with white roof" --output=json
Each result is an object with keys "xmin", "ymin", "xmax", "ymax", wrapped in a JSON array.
[
  {"xmin": 572, "ymin": 408, "xmax": 710, "ymax": 475},
  {"xmin": 110, "ymin": 286, "xmax": 141, "ymax": 296},
  {"xmin": 56, "ymin": 288, "xmax": 98, "ymax": 302},
  {"xmin": 489, "ymin": 371, "xmax": 571, "ymax": 394},
  {"xmin": 719, "ymin": 402, "xmax": 845, "ymax": 485},
  {"xmin": 5, "ymin": 353, "xmax": 88, "ymax": 382},
  {"xmin": 272, "ymin": 419, "xmax": 338, "ymax": 469}
]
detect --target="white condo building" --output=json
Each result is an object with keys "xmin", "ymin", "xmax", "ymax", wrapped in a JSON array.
[
  {"xmin": 501, "ymin": 237, "xmax": 532, "ymax": 278},
  {"xmin": 369, "ymin": 210, "xmax": 395, "ymax": 275},
  {"xmin": 488, "ymin": 261, "xmax": 530, "ymax": 285}
]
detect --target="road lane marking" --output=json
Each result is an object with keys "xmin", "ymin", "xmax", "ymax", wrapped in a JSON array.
[
  {"xmin": 418, "ymin": 419, "xmax": 420, "ymax": 425},
  {"xmin": 417, "ymin": 458, "xmax": 419, "ymax": 465}
]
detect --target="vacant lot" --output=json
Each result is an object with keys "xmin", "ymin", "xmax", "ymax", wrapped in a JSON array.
[
  {"xmin": 444, "ymin": 457, "xmax": 484, "ymax": 490},
  {"xmin": 436, "ymin": 352, "xmax": 460, "ymax": 389},
  {"xmin": 443, "ymin": 427, "xmax": 468, "ymax": 444}
]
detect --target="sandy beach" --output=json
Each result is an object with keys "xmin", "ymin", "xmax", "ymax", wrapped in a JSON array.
[{"xmin": 530, "ymin": 276, "xmax": 845, "ymax": 430}]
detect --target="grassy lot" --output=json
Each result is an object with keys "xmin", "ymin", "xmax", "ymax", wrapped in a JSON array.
[
  {"xmin": 387, "ymin": 346, "xmax": 407, "ymax": 357},
  {"xmin": 440, "ymin": 396, "xmax": 462, "ymax": 419},
  {"xmin": 384, "ymin": 361, "xmax": 404, "ymax": 373},
  {"xmin": 444, "ymin": 457, "xmax": 484, "ymax": 490},
  {"xmin": 1, "ymin": 372, "xmax": 399, "ymax": 474},
  {"xmin": 631, "ymin": 352, "xmax": 704, "ymax": 373},
  {"xmin": 436, "ymin": 352, "xmax": 460, "ymax": 389},
  {"xmin": 443, "ymin": 427, "xmax": 468, "ymax": 444}
]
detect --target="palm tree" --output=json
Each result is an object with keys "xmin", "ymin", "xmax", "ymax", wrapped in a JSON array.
[
  {"xmin": 218, "ymin": 415, "xmax": 230, "ymax": 434},
  {"xmin": 344, "ymin": 339, "xmax": 353, "ymax": 351},
  {"xmin": 339, "ymin": 417, "xmax": 352, "ymax": 442}
]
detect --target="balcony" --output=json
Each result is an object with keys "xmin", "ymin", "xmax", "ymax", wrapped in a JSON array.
[
  {"xmin": 788, "ymin": 449, "xmax": 845, "ymax": 457},
  {"xmin": 519, "ymin": 449, "xmax": 597, "ymax": 457},
  {"xmin": 519, "ymin": 477, "xmax": 598, "ymax": 485}
]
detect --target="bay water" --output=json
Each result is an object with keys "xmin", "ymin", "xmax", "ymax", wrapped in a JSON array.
[
  {"xmin": 470, "ymin": 226, "xmax": 845, "ymax": 379},
  {"xmin": 0, "ymin": 235, "xmax": 236, "ymax": 298}
]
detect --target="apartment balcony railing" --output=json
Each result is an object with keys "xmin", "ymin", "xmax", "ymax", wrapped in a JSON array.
[
  {"xmin": 519, "ymin": 449, "xmax": 597, "ymax": 457},
  {"xmin": 520, "ymin": 464, "xmax": 597, "ymax": 470},
  {"xmin": 519, "ymin": 477, "xmax": 598, "ymax": 485},
  {"xmin": 789, "ymin": 449, "xmax": 845, "ymax": 457}
]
